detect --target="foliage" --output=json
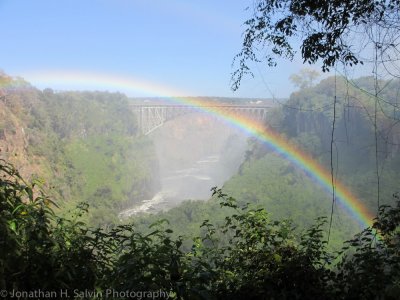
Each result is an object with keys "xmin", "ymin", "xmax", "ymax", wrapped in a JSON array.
[
  {"xmin": 1, "ymin": 160, "xmax": 400, "ymax": 299},
  {"xmin": 222, "ymin": 153, "xmax": 358, "ymax": 245},
  {"xmin": 331, "ymin": 196, "xmax": 400, "ymax": 299},
  {"xmin": 232, "ymin": 0, "xmax": 400, "ymax": 89},
  {"xmin": 0, "ymin": 159, "xmax": 103, "ymax": 291},
  {"xmin": 196, "ymin": 188, "xmax": 334, "ymax": 300},
  {"xmin": 279, "ymin": 76, "xmax": 400, "ymax": 206},
  {"xmin": 289, "ymin": 68, "xmax": 320, "ymax": 89}
]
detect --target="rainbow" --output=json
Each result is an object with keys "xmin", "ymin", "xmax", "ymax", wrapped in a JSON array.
[
  {"xmin": 176, "ymin": 100, "xmax": 376, "ymax": 230},
  {"xmin": 15, "ymin": 71, "xmax": 376, "ymax": 228}
]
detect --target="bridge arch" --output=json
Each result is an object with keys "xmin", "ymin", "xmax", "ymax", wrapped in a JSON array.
[{"xmin": 130, "ymin": 104, "xmax": 271, "ymax": 135}]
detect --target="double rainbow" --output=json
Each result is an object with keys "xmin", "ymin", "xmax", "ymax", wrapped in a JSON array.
[{"xmin": 18, "ymin": 71, "xmax": 376, "ymax": 229}]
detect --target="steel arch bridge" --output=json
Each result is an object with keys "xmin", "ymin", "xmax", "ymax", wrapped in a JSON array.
[{"xmin": 130, "ymin": 104, "xmax": 271, "ymax": 135}]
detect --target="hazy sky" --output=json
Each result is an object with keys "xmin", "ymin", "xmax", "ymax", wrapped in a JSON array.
[{"xmin": 0, "ymin": 0, "xmax": 317, "ymax": 98}]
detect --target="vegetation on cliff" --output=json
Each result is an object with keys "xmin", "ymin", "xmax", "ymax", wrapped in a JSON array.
[{"xmin": 0, "ymin": 74, "xmax": 159, "ymax": 226}]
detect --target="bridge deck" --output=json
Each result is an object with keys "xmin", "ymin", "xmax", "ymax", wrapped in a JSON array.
[{"xmin": 130, "ymin": 104, "xmax": 272, "ymax": 109}]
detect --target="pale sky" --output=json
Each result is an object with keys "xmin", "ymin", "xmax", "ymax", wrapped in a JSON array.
[{"xmin": 0, "ymin": 0, "xmax": 321, "ymax": 98}]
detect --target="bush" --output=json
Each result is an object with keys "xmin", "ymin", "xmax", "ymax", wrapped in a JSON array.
[{"xmin": 1, "ymin": 159, "xmax": 399, "ymax": 299}]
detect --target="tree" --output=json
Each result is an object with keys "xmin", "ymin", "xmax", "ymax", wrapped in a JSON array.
[
  {"xmin": 289, "ymin": 68, "xmax": 320, "ymax": 89},
  {"xmin": 231, "ymin": 0, "xmax": 400, "ymax": 90}
]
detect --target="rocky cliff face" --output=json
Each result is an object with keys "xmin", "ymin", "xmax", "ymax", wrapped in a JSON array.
[{"xmin": 0, "ymin": 79, "xmax": 48, "ymax": 182}]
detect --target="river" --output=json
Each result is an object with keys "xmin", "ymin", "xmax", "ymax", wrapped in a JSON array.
[
  {"xmin": 119, "ymin": 154, "xmax": 237, "ymax": 218},
  {"xmin": 119, "ymin": 114, "xmax": 249, "ymax": 219}
]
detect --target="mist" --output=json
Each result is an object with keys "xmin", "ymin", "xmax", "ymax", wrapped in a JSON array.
[{"xmin": 119, "ymin": 113, "xmax": 249, "ymax": 217}]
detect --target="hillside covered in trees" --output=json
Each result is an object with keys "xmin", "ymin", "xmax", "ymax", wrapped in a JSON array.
[
  {"xmin": 0, "ymin": 73, "xmax": 159, "ymax": 226},
  {"xmin": 128, "ymin": 75, "xmax": 400, "ymax": 250}
]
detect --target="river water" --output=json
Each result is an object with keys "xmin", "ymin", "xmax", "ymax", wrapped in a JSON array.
[
  {"xmin": 119, "ymin": 154, "xmax": 237, "ymax": 218},
  {"xmin": 119, "ymin": 114, "xmax": 249, "ymax": 219}
]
